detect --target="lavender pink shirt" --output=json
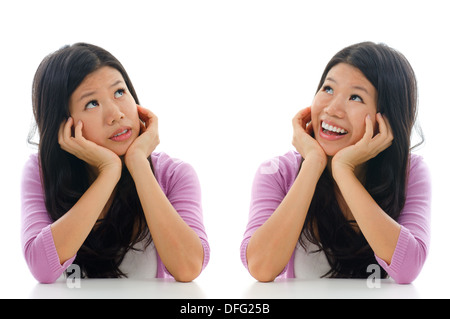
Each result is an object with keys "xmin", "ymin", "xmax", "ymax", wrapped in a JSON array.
[
  {"xmin": 21, "ymin": 152, "xmax": 210, "ymax": 283},
  {"xmin": 241, "ymin": 151, "xmax": 431, "ymax": 284}
]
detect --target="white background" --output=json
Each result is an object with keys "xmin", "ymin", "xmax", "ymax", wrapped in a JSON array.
[{"xmin": 1, "ymin": 0, "xmax": 449, "ymax": 298}]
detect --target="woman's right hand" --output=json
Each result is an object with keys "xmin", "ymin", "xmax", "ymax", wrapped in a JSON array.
[
  {"xmin": 58, "ymin": 117, "xmax": 122, "ymax": 177},
  {"xmin": 292, "ymin": 107, "xmax": 327, "ymax": 170}
]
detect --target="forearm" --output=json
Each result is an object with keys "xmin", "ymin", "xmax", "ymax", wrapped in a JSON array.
[
  {"xmin": 246, "ymin": 159, "xmax": 324, "ymax": 282},
  {"xmin": 333, "ymin": 167, "xmax": 401, "ymax": 264},
  {"xmin": 50, "ymin": 169, "xmax": 120, "ymax": 264},
  {"xmin": 127, "ymin": 156, "xmax": 204, "ymax": 282}
]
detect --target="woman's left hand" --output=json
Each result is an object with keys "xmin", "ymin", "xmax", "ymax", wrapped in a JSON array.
[
  {"xmin": 332, "ymin": 113, "xmax": 394, "ymax": 173},
  {"xmin": 124, "ymin": 105, "xmax": 160, "ymax": 170}
]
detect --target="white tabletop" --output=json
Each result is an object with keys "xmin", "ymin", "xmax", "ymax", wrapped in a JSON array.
[
  {"xmin": 19, "ymin": 275, "xmax": 444, "ymax": 299},
  {"xmin": 2, "ymin": 253, "xmax": 448, "ymax": 299}
]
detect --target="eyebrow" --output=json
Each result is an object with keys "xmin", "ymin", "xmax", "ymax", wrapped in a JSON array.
[
  {"xmin": 325, "ymin": 77, "xmax": 370, "ymax": 95},
  {"xmin": 77, "ymin": 80, "xmax": 125, "ymax": 102}
]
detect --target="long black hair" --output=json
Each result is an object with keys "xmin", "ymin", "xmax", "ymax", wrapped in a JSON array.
[
  {"xmin": 301, "ymin": 42, "xmax": 422, "ymax": 278},
  {"xmin": 31, "ymin": 43, "xmax": 150, "ymax": 278}
]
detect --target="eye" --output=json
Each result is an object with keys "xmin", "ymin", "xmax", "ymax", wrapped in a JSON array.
[
  {"xmin": 114, "ymin": 88, "xmax": 125, "ymax": 99},
  {"xmin": 350, "ymin": 95, "xmax": 364, "ymax": 103},
  {"xmin": 323, "ymin": 85, "xmax": 334, "ymax": 94},
  {"xmin": 85, "ymin": 100, "xmax": 99, "ymax": 109}
]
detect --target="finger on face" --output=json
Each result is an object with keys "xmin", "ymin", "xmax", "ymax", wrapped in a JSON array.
[
  {"xmin": 139, "ymin": 119, "xmax": 146, "ymax": 134},
  {"xmin": 293, "ymin": 107, "xmax": 312, "ymax": 127},
  {"xmin": 300, "ymin": 107, "xmax": 312, "ymax": 120},
  {"xmin": 306, "ymin": 121, "xmax": 314, "ymax": 135},
  {"xmin": 136, "ymin": 104, "xmax": 146, "ymax": 115},
  {"xmin": 59, "ymin": 117, "xmax": 75, "ymax": 150},
  {"xmin": 137, "ymin": 105, "xmax": 153, "ymax": 118},
  {"xmin": 377, "ymin": 113, "xmax": 392, "ymax": 136},
  {"xmin": 74, "ymin": 120, "xmax": 84, "ymax": 139},
  {"xmin": 374, "ymin": 113, "xmax": 394, "ymax": 151},
  {"xmin": 363, "ymin": 114, "xmax": 374, "ymax": 140},
  {"xmin": 61, "ymin": 117, "xmax": 73, "ymax": 139},
  {"xmin": 59, "ymin": 117, "xmax": 67, "ymax": 135},
  {"xmin": 137, "ymin": 105, "xmax": 158, "ymax": 126},
  {"xmin": 58, "ymin": 119, "xmax": 67, "ymax": 144}
]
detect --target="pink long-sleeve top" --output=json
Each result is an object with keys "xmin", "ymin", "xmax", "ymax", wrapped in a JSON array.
[
  {"xmin": 241, "ymin": 151, "xmax": 431, "ymax": 284},
  {"xmin": 21, "ymin": 152, "xmax": 210, "ymax": 283}
]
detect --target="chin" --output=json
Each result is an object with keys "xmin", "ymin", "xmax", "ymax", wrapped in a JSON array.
[
  {"xmin": 325, "ymin": 150, "xmax": 340, "ymax": 157},
  {"xmin": 115, "ymin": 151, "xmax": 127, "ymax": 157},
  {"xmin": 104, "ymin": 144, "xmax": 128, "ymax": 157},
  {"xmin": 319, "ymin": 143, "xmax": 343, "ymax": 157}
]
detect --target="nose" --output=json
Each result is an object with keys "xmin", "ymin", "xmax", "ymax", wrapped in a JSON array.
[
  {"xmin": 105, "ymin": 102, "xmax": 125, "ymax": 125},
  {"xmin": 324, "ymin": 96, "xmax": 346, "ymax": 118}
]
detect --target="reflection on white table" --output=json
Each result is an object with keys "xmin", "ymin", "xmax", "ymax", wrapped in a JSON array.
[
  {"xmin": 29, "ymin": 278, "xmax": 207, "ymax": 299},
  {"xmin": 27, "ymin": 276, "xmax": 427, "ymax": 299},
  {"xmin": 242, "ymin": 278, "xmax": 420, "ymax": 299}
]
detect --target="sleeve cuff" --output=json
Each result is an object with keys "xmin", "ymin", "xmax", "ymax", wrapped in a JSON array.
[
  {"xmin": 375, "ymin": 226, "xmax": 410, "ymax": 280},
  {"xmin": 42, "ymin": 225, "xmax": 76, "ymax": 275}
]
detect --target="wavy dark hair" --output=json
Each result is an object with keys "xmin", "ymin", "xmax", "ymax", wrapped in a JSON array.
[
  {"xmin": 30, "ymin": 43, "xmax": 151, "ymax": 278},
  {"xmin": 300, "ymin": 42, "xmax": 423, "ymax": 278}
]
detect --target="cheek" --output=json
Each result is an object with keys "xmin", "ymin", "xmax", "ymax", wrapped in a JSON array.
[
  {"xmin": 310, "ymin": 103, "xmax": 320, "ymax": 119},
  {"xmin": 310, "ymin": 98, "xmax": 323, "ymax": 134},
  {"xmin": 310, "ymin": 93, "xmax": 328, "ymax": 117},
  {"xmin": 71, "ymin": 116, "xmax": 102, "ymax": 142},
  {"xmin": 127, "ymin": 106, "xmax": 140, "ymax": 129},
  {"xmin": 122, "ymin": 97, "xmax": 138, "ymax": 117},
  {"xmin": 351, "ymin": 113, "xmax": 376, "ymax": 141},
  {"xmin": 82, "ymin": 125, "xmax": 103, "ymax": 143}
]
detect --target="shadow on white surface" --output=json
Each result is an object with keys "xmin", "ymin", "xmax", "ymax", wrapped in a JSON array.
[
  {"xmin": 25, "ymin": 276, "xmax": 433, "ymax": 299},
  {"xmin": 28, "ymin": 277, "xmax": 207, "ymax": 299},
  {"xmin": 242, "ymin": 278, "xmax": 421, "ymax": 299}
]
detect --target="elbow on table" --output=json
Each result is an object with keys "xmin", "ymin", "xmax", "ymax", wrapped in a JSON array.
[
  {"xmin": 172, "ymin": 269, "xmax": 201, "ymax": 283},
  {"xmin": 29, "ymin": 267, "xmax": 60, "ymax": 284},
  {"xmin": 387, "ymin": 239, "xmax": 428, "ymax": 285},
  {"xmin": 251, "ymin": 272, "xmax": 277, "ymax": 283},
  {"xmin": 248, "ymin": 261, "xmax": 278, "ymax": 282},
  {"xmin": 23, "ymin": 246, "xmax": 63, "ymax": 284},
  {"xmin": 170, "ymin": 258, "xmax": 204, "ymax": 283},
  {"xmin": 387, "ymin": 255, "xmax": 426, "ymax": 284},
  {"xmin": 391, "ymin": 269, "xmax": 422, "ymax": 285}
]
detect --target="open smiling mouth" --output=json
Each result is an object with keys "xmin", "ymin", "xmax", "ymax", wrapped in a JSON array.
[{"xmin": 321, "ymin": 121, "xmax": 348, "ymax": 136}]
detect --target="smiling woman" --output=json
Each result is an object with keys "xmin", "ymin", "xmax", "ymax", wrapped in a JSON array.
[
  {"xmin": 311, "ymin": 63, "xmax": 378, "ymax": 156},
  {"xmin": 241, "ymin": 42, "xmax": 431, "ymax": 284},
  {"xmin": 21, "ymin": 43, "xmax": 210, "ymax": 283}
]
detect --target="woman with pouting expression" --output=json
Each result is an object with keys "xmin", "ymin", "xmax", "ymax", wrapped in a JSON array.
[{"xmin": 22, "ymin": 43, "xmax": 209, "ymax": 283}]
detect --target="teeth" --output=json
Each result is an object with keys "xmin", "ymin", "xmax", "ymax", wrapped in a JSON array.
[
  {"xmin": 114, "ymin": 129, "xmax": 128, "ymax": 137},
  {"xmin": 322, "ymin": 122, "xmax": 348, "ymax": 134}
]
